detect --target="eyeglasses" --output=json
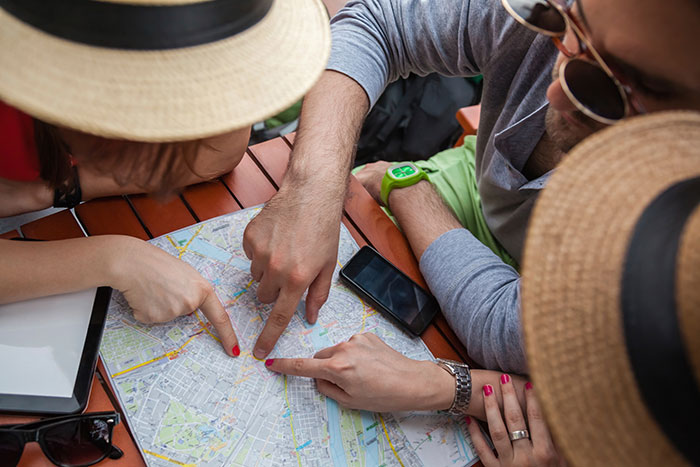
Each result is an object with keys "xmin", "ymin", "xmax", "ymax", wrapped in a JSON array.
[
  {"xmin": 502, "ymin": 0, "xmax": 645, "ymax": 124},
  {"xmin": 0, "ymin": 412, "xmax": 123, "ymax": 467}
]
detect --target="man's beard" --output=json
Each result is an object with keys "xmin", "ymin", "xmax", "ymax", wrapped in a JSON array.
[{"xmin": 544, "ymin": 105, "xmax": 605, "ymax": 153}]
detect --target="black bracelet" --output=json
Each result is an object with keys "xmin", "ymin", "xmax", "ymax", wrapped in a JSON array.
[{"xmin": 53, "ymin": 166, "xmax": 82, "ymax": 209}]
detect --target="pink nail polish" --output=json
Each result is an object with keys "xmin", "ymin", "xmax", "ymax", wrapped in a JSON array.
[
  {"xmin": 525, "ymin": 381, "xmax": 533, "ymax": 390},
  {"xmin": 265, "ymin": 359, "xmax": 274, "ymax": 367},
  {"xmin": 465, "ymin": 416, "xmax": 472, "ymax": 426},
  {"xmin": 500, "ymin": 374, "xmax": 511, "ymax": 384},
  {"xmin": 483, "ymin": 384, "xmax": 493, "ymax": 396},
  {"xmin": 232, "ymin": 345, "xmax": 240, "ymax": 357}
]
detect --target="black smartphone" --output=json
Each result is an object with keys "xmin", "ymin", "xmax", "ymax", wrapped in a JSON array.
[{"xmin": 340, "ymin": 246, "xmax": 439, "ymax": 336}]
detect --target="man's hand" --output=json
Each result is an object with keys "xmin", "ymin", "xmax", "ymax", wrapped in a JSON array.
[
  {"xmin": 242, "ymin": 70, "xmax": 370, "ymax": 360},
  {"xmin": 110, "ymin": 236, "xmax": 239, "ymax": 357},
  {"xmin": 265, "ymin": 333, "xmax": 455, "ymax": 412},
  {"xmin": 354, "ymin": 161, "xmax": 392, "ymax": 206},
  {"xmin": 243, "ymin": 190, "xmax": 341, "ymax": 359}
]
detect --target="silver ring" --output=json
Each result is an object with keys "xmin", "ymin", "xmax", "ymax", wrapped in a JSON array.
[{"xmin": 509, "ymin": 429, "xmax": 530, "ymax": 441}]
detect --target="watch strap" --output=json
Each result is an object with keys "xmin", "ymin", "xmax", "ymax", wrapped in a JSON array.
[
  {"xmin": 436, "ymin": 358, "xmax": 472, "ymax": 415},
  {"xmin": 380, "ymin": 163, "xmax": 429, "ymax": 208}
]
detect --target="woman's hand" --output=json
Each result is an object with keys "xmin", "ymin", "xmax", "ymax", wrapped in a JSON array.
[
  {"xmin": 265, "ymin": 332, "xmax": 455, "ymax": 412},
  {"xmin": 108, "ymin": 236, "xmax": 239, "ymax": 357},
  {"xmin": 467, "ymin": 377, "xmax": 565, "ymax": 467}
]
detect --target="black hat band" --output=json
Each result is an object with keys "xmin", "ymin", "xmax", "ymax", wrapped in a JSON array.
[{"xmin": 0, "ymin": 0, "xmax": 273, "ymax": 50}]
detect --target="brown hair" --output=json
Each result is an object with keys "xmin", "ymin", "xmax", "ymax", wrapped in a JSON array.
[{"xmin": 34, "ymin": 120, "xmax": 206, "ymax": 195}]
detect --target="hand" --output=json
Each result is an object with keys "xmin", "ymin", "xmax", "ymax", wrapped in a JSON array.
[
  {"xmin": 0, "ymin": 177, "xmax": 52, "ymax": 217},
  {"xmin": 467, "ymin": 378, "xmax": 564, "ymax": 467},
  {"xmin": 354, "ymin": 161, "xmax": 392, "ymax": 205},
  {"xmin": 243, "ymin": 189, "xmax": 341, "ymax": 359},
  {"xmin": 110, "ymin": 236, "xmax": 239, "ymax": 357},
  {"xmin": 265, "ymin": 333, "xmax": 455, "ymax": 412}
]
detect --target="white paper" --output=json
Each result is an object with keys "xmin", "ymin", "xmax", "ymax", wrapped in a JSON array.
[{"xmin": 0, "ymin": 289, "xmax": 96, "ymax": 398}]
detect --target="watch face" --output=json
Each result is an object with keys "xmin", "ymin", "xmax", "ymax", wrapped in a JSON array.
[{"xmin": 390, "ymin": 164, "xmax": 417, "ymax": 180}]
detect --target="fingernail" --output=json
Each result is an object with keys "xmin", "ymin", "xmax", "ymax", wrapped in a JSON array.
[
  {"xmin": 483, "ymin": 384, "xmax": 493, "ymax": 396},
  {"xmin": 265, "ymin": 359, "xmax": 275, "ymax": 367},
  {"xmin": 465, "ymin": 416, "xmax": 472, "ymax": 426},
  {"xmin": 525, "ymin": 381, "xmax": 533, "ymax": 390},
  {"xmin": 254, "ymin": 348, "xmax": 266, "ymax": 359},
  {"xmin": 232, "ymin": 345, "xmax": 240, "ymax": 357},
  {"xmin": 500, "ymin": 374, "xmax": 511, "ymax": 384}
]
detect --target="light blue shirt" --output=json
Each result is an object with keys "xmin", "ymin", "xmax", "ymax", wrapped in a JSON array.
[{"xmin": 328, "ymin": 0, "xmax": 560, "ymax": 373}]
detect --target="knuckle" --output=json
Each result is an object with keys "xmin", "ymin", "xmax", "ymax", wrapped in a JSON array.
[
  {"xmin": 505, "ymin": 411, "xmax": 524, "ymax": 426},
  {"xmin": 527, "ymin": 405, "xmax": 545, "ymax": 423},
  {"xmin": 270, "ymin": 311, "xmax": 290, "ymax": 329},
  {"xmin": 533, "ymin": 448, "xmax": 555, "ymax": 465},
  {"xmin": 287, "ymin": 268, "xmax": 309, "ymax": 288},
  {"xmin": 292, "ymin": 359, "xmax": 306, "ymax": 372},
  {"xmin": 490, "ymin": 427, "xmax": 509, "ymax": 444},
  {"xmin": 327, "ymin": 359, "xmax": 350, "ymax": 375}
]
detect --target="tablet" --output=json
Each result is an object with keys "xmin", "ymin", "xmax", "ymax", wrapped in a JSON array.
[{"xmin": 0, "ymin": 287, "xmax": 112, "ymax": 415}]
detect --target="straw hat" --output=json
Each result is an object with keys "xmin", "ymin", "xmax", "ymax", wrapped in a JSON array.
[
  {"xmin": 522, "ymin": 111, "xmax": 700, "ymax": 466},
  {"xmin": 0, "ymin": 0, "xmax": 330, "ymax": 142}
]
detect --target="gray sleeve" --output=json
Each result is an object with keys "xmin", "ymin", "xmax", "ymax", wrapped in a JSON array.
[
  {"xmin": 419, "ymin": 228, "xmax": 527, "ymax": 374},
  {"xmin": 327, "ymin": 0, "xmax": 514, "ymax": 107}
]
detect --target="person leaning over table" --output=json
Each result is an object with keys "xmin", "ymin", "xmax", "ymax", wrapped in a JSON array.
[
  {"xmin": 240, "ymin": 0, "xmax": 700, "ymax": 369},
  {"xmin": 0, "ymin": 0, "xmax": 330, "ymax": 356},
  {"xmin": 268, "ymin": 112, "xmax": 700, "ymax": 467}
]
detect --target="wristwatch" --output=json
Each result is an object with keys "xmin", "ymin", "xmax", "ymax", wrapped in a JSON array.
[
  {"xmin": 436, "ymin": 358, "xmax": 472, "ymax": 415},
  {"xmin": 380, "ymin": 162, "xmax": 429, "ymax": 208}
]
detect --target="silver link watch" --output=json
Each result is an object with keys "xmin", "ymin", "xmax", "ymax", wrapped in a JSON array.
[{"xmin": 436, "ymin": 358, "xmax": 472, "ymax": 415}]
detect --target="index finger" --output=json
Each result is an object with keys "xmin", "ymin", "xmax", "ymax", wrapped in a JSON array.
[
  {"xmin": 254, "ymin": 288, "xmax": 300, "ymax": 359},
  {"xmin": 265, "ymin": 357, "xmax": 333, "ymax": 381},
  {"xmin": 199, "ymin": 291, "xmax": 239, "ymax": 357}
]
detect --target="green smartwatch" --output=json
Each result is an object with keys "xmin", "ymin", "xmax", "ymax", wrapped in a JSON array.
[{"xmin": 380, "ymin": 162, "xmax": 429, "ymax": 207}]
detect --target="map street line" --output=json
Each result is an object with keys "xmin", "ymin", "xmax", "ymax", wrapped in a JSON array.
[
  {"xmin": 142, "ymin": 449, "xmax": 195, "ymax": 467},
  {"xmin": 284, "ymin": 375, "xmax": 303, "ymax": 467},
  {"xmin": 166, "ymin": 225, "xmax": 204, "ymax": 259},
  {"xmin": 380, "ymin": 414, "xmax": 405, "ymax": 467},
  {"xmin": 110, "ymin": 331, "xmax": 202, "ymax": 378}
]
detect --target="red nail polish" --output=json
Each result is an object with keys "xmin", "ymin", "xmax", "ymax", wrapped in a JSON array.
[
  {"xmin": 232, "ymin": 345, "xmax": 240, "ymax": 357},
  {"xmin": 465, "ymin": 416, "xmax": 472, "ymax": 426},
  {"xmin": 525, "ymin": 381, "xmax": 533, "ymax": 390},
  {"xmin": 501, "ymin": 374, "xmax": 511, "ymax": 384},
  {"xmin": 483, "ymin": 384, "xmax": 493, "ymax": 396},
  {"xmin": 265, "ymin": 359, "xmax": 274, "ymax": 367}
]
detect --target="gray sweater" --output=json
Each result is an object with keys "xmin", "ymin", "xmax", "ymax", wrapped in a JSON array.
[{"xmin": 328, "ymin": 0, "xmax": 560, "ymax": 373}]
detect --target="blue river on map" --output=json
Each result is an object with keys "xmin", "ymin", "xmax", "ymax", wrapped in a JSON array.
[{"xmin": 299, "ymin": 303, "xmax": 381, "ymax": 467}]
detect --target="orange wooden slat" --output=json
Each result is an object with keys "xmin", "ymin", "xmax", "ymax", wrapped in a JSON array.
[
  {"xmin": 247, "ymin": 138, "xmax": 293, "ymax": 187},
  {"xmin": 181, "ymin": 180, "xmax": 241, "ymax": 221},
  {"xmin": 75, "ymin": 197, "xmax": 149, "ymax": 240},
  {"xmin": 128, "ymin": 194, "xmax": 195, "ymax": 238},
  {"xmin": 21, "ymin": 209, "xmax": 84, "ymax": 240},
  {"xmin": 0, "ymin": 229, "xmax": 20, "ymax": 239},
  {"xmin": 221, "ymin": 154, "xmax": 278, "ymax": 207}
]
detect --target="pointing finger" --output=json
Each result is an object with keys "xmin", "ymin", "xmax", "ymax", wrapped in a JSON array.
[
  {"xmin": 199, "ymin": 291, "xmax": 239, "ymax": 357},
  {"xmin": 253, "ymin": 288, "xmax": 300, "ymax": 359}
]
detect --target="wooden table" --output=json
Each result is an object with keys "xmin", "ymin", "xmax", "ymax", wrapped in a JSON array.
[{"xmin": 0, "ymin": 135, "xmax": 473, "ymax": 466}]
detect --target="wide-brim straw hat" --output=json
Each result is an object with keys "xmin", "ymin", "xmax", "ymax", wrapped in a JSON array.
[
  {"xmin": 522, "ymin": 111, "xmax": 700, "ymax": 466},
  {"xmin": 0, "ymin": 0, "xmax": 330, "ymax": 142}
]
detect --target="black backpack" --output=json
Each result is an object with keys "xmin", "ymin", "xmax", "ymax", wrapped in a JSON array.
[{"xmin": 355, "ymin": 73, "xmax": 481, "ymax": 166}]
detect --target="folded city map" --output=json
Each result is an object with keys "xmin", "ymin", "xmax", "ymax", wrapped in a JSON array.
[{"xmin": 100, "ymin": 206, "xmax": 478, "ymax": 467}]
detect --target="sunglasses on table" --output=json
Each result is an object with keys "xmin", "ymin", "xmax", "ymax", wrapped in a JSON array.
[
  {"xmin": 0, "ymin": 412, "xmax": 123, "ymax": 467},
  {"xmin": 502, "ymin": 0, "xmax": 646, "ymax": 124}
]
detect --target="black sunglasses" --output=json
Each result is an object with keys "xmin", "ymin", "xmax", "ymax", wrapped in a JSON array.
[
  {"xmin": 0, "ymin": 412, "xmax": 123, "ymax": 467},
  {"xmin": 502, "ymin": 0, "xmax": 645, "ymax": 124}
]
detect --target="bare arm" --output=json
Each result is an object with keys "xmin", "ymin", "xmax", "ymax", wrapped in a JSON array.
[
  {"xmin": 267, "ymin": 332, "xmax": 527, "ymax": 420},
  {"xmin": 242, "ymin": 70, "xmax": 370, "ymax": 359},
  {"xmin": 0, "ymin": 237, "xmax": 239, "ymax": 356}
]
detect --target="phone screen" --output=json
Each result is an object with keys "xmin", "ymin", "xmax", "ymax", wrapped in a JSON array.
[{"xmin": 341, "ymin": 246, "xmax": 438, "ymax": 335}]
